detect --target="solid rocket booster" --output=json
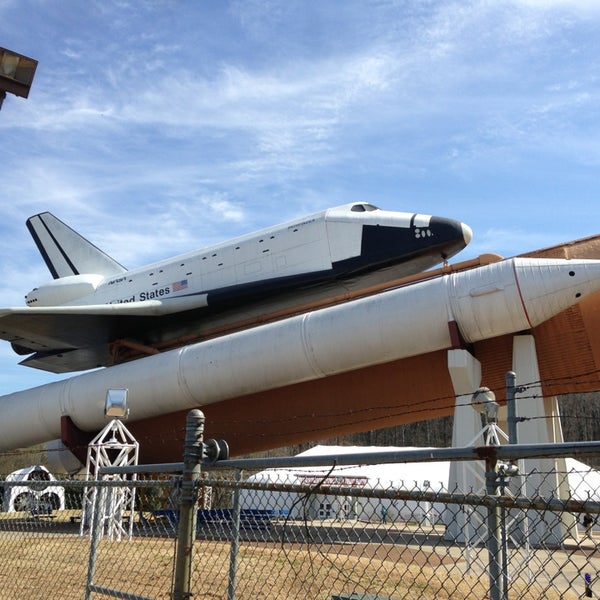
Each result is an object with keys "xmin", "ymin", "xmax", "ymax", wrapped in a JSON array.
[{"xmin": 1, "ymin": 256, "xmax": 600, "ymax": 452}]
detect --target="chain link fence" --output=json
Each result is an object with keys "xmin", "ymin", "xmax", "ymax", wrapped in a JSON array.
[{"xmin": 1, "ymin": 444, "xmax": 600, "ymax": 599}]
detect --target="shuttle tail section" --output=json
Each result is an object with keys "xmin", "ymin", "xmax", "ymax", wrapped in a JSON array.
[{"xmin": 27, "ymin": 212, "xmax": 127, "ymax": 279}]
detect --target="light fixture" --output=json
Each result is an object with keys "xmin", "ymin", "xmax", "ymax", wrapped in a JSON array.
[
  {"xmin": 0, "ymin": 47, "xmax": 38, "ymax": 110},
  {"xmin": 104, "ymin": 389, "xmax": 129, "ymax": 420},
  {"xmin": 471, "ymin": 386, "xmax": 499, "ymax": 423}
]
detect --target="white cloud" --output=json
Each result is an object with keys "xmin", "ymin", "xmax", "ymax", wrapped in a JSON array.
[{"xmin": 514, "ymin": 0, "xmax": 600, "ymax": 11}]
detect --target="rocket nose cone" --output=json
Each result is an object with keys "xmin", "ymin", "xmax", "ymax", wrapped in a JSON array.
[
  {"xmin": 515, "ymin": 257, "xmax": 600, "ymax": 327},
  {"xmin": 461, "ymin": 223, "xmax": 473, "ymax": 246}
]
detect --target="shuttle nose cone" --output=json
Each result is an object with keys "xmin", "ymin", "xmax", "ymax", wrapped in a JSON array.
[
  {"xmin": 461, "ymin": 222, "xmax": 473, "ymax": 246},
  {"xmin": 426, "ymin": 216, "xmax": 472, "ymax": 262}
]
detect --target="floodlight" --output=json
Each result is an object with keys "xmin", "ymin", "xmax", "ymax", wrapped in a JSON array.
[
  {"xmin": 105, "ymin": 389, "xmax": 129, "ymax": 420},
  {"xmin": 0, "ymin": 47, "xmax": 38, "ymax": 110},
  {"xmin": 471, "ymin": 386, "xmax": 499, "ymax": 422},
  {"xmin": 1, "ymin": 53, "xmax": 19, "ymax": 78},
  {"xmin": 471, "ymin": 387, "xmax": 495, "ymax": 413}
]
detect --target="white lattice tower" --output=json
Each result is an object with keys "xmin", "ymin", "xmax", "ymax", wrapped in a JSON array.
[{"xmin": 80, "ymin": 418, "xmax": 139, "ymax": 541}]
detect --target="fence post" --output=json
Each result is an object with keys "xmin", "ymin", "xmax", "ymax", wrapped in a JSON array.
[
  {"xmin": 172, "ymin": 409, "xmax": 205, "ymax": 600},
  {"xmin": 486, "ymin": 455, "xmax": 503, "ymax": 600},
  {"xmin": 506, "ymin": 371, "xmax": 518, "ymax": 445},
  {"xmin": 84, "ymin": 485, "xmax": 105, "ymax": 600},
  {"xmin": 227, "ymin": 469, "xmax": 243, "ymax": 600},
  {"xmin": 504, "ymin": 370, "xmax": 519, "ymax": 600}
]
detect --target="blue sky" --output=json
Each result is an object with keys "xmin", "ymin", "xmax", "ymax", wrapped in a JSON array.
[{"xmin": 1, "ymin": 0, "xmax": 600, "ymax": 395}]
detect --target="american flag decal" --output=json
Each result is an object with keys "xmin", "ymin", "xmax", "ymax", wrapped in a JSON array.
[{"xmin": 172, "ymin": 279, "xmax": 188, "ymax": 292}]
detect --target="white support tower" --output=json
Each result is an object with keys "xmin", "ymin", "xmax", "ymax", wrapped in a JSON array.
[
  {"xmin": 445, "ymin": 349, "xmax": 486, "ymax": 544},
  {"xmin": 446, "ymin": 335, "xmax": 578, "ymax": 547},
  {"xmin": 509, "ymin": 334, "xmax": 577, "ymax": 546},
  {"xmin": 80, "ymin": 418, "xmax": 139, "ymax": 541}
]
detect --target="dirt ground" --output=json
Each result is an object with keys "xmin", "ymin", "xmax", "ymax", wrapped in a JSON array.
[{"xmin": 0, "ymin": 513, "xmax": 588, "ymax": 599}]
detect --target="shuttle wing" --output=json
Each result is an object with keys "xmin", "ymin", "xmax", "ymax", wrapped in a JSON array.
[
  {"xmin": 0, "ymin": 295, "xmax": 209, "ymax": 373},
  {"xmin": 0, "ymin": 308, "xmax": 121, "ymax": 372}
]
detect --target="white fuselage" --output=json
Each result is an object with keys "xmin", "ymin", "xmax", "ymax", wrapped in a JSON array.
[{"xmin": 25, "ymin": 203, "xmax": 471, "ymax": 311}]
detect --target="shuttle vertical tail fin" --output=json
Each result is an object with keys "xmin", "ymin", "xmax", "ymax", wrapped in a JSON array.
[{"xmin": 26, "ymin": 212, "xmax": 127, "ymax": 279}]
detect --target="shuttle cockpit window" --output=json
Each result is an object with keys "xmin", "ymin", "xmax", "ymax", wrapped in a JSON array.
[{"xmin": 350, "ymin": 203, "xmax": 378, "ymax": 212}]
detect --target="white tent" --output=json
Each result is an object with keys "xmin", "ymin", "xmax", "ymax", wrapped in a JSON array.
[
  {"xmin": 564, "ymin": 458, "xmax": 600, "ymax": 502},
  {"xmin": 241, "ymin": 446, "xmax": 449, "ymax": 523},
  {"xmin": 240, "ymin": 446, "xmax": 600, "ymax": 524}
]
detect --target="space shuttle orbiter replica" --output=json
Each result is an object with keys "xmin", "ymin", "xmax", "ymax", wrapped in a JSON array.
[{"xmin": 1, "ymin": 203, "xmax": 471, "ymax": 373}]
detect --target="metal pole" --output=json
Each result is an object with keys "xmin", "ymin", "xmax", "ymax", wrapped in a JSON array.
[
  {"xmin": 506, "ymin": 371, "xmax": 518, "ymax": 445},
  {"xmin": 102, "ymin": 440, "xmax": 600, "ymax": 474},
  {"xmin": 486, "ymin": 457, "xmax": 503, "ymax": 600},
  {"xmin": 85, "ymin": 485, "xmax": 105, "ymax": 600},
  {"xmin": 499, "ymin": 470, "xmax": 509, "ymax": 600},
  {"xmin": 227, "ymin": 469, "xmax": 243, "ymax": 600},
  {"xmin": 503, "ymin": 371, "xmax": 517, "ymax": 600},
  {"xmin": 172, "ymin": 409, "xmax": 205, "ymax": 600}
]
